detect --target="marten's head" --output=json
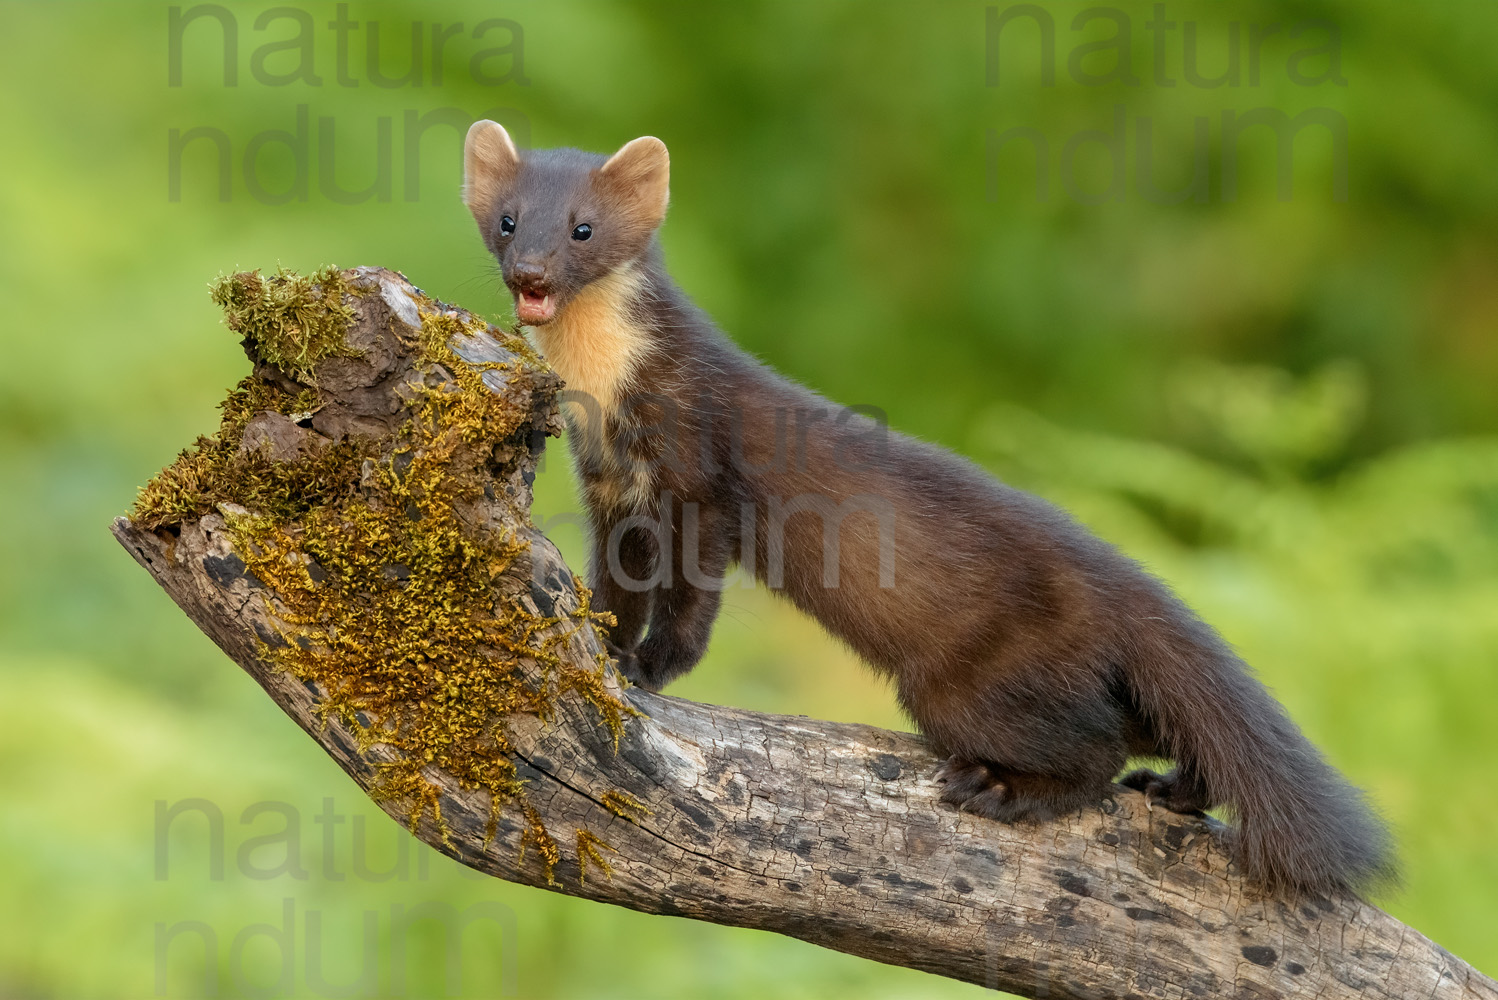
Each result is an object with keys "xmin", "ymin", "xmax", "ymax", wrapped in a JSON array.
[{"xmin": 462, "ymin": 121, "xmax": 669, "ymax": 327}]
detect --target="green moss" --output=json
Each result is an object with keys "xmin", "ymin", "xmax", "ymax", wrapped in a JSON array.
[
  {"xmin": 132, "ymin": 379, "xmax": 360, "ymax": 529},
  {"xmin": 132, "ymin": 267, "xmax": 631, "ymax": 884},
  {"xmin": 211, "ymin": 266, "xmax": 358, "ymax": 382}
]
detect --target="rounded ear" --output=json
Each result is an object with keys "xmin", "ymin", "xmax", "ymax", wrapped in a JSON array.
[
  {"xmin": 463, "ymin": 120, "xmax": 520, "ymax": 226},
  {"xmin": 597, "ymin": 136, "xmax": 670, "ymax": 231}
]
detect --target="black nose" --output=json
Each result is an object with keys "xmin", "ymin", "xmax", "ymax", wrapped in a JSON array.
[{"xmin": 511, "ymin": 260, "xmax": 546, "ymax": 289}]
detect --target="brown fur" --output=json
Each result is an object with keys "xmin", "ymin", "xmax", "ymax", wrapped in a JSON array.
[{"xmin": 462, "ymin": 123, "xmax": 1398, "ymax": 899}]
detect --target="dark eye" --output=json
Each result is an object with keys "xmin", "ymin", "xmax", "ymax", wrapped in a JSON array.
[
  {"xmin": 499, "ymin": 216, "xmax": 516, "ymax": 237},
  {"xmin": 571, "ymin": 223, "xmax": 592, "ymax": 241}
]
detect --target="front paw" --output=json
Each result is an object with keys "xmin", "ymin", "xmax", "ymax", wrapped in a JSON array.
[
  {"xmin": 937, "ymin": 757, "xmax": 1016, "ymax": 820},
  {"xmin": 604, "ymin": 643, "xmax": 650, "ymax": 689}
]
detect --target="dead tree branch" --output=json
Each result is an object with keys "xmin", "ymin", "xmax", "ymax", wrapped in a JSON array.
[{"xmin": 113, "ymin": 266, "xmax": 1495, "ymax": 1000}]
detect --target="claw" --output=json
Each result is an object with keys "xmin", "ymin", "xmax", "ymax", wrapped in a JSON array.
[{"xmin": 1143, "ymin": 788, "xmax": 1154, "ymax": 813}]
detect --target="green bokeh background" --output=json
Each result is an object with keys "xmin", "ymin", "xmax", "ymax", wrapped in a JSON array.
[{"xmin": 2, "ymin": 1, "xmax": 1495, "ymax": 996}]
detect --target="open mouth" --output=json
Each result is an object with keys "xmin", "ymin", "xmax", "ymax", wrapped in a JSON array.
[{"xmin": 515, "ymin": 288, "xmax": 556, "ymax": 325}]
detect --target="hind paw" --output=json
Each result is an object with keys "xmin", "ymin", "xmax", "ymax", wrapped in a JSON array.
[{"xmin": 1119, "ymin": 767, "xmax": 1209, "ymax": 816}]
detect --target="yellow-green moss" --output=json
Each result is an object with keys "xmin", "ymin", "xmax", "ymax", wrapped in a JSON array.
[
  {"xmin": 575, "ymin": 829, "xmax": 617, "ymax": 884},
  {"xmin": 132, "ymin": 379, "xmax": 359, "ymax": 529},
  {"xmin": 211, "ymin": 266, "xmax": 358, "ymax": 382},
  {"xmin": 132, "ymin": 267, "xmax": 631, "ymax": 883},
  {"xmin": 600, "ymin": 790, "xmax": 653, "ymax": 822},
  {"xmin": 519, "ymin": 806, "xmax": 562, "ymax": 879}
]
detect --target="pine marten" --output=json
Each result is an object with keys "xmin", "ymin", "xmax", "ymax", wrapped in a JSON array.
[{"xmin": 461, "ymin": 121, "xmax": 1397, "ymax": 897}]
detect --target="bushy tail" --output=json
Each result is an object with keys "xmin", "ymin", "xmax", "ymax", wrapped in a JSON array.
[{"xmin": 1128, "ymin": 608, "xmax": 1399, "ymax": 898}]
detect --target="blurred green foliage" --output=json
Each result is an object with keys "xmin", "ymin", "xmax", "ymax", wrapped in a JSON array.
[{"xmin": 1, "ymin": 0, "xmax": 1495, "ymax": 996}]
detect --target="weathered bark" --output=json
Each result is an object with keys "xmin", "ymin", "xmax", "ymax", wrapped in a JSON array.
[{"xmin": 114, "ymin": 267, "xmax": 1496, "ymax": 1000}]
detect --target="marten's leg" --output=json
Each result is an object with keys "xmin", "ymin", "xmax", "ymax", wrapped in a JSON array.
[
  {"xmin": 1119, "ymin": 764, "xmax": 1211, "ymax": 815},
  {"xmin": 916, "ymin": 667, "xmax": 1130, "ymax": 823},
  {"xmin": 590, "ymin": 515, "xmax": 658, "ymax": 655},
  {"xmin": 630, "ymin": 500, "xmax": 736, "ymax": 691}
]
